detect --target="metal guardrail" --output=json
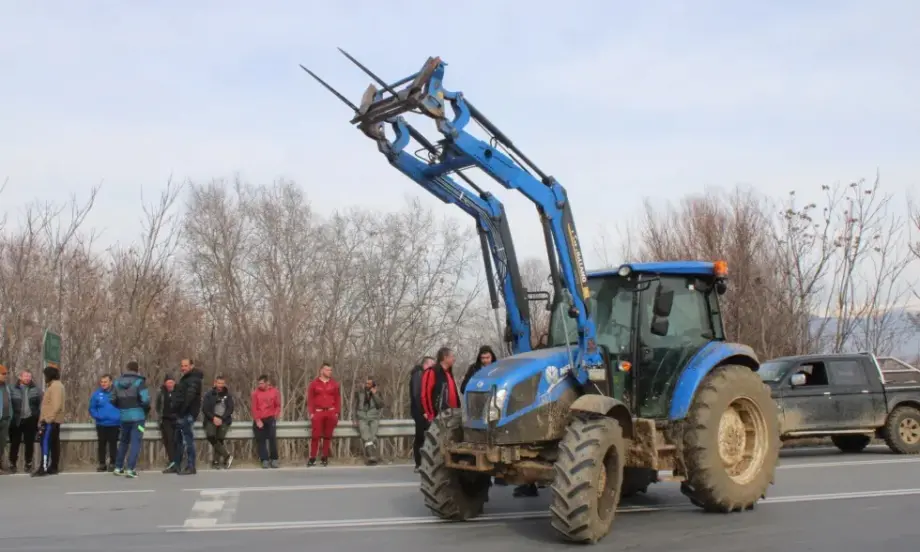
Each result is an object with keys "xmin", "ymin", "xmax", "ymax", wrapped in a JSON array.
[{"xmin": 59, "ymin": 420, "xmax": 418, "ymax": 442}]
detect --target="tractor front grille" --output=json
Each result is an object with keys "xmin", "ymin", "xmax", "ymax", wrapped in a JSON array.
[{"xmin": 465, "ymin": 391, "xmax": 491, "ymax": 421}]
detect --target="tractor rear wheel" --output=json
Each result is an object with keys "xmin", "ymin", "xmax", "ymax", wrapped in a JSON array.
[
  {"xmin": 418, "ymin": 416, "xmax": 491, "ymax": 520},
  {"xmin": 549, "ymin": 415, "xmax": 625, "ymax": 544},
  {"xmin": 680, "ymin": 365, "xmax": 780, "ymax": 512}
]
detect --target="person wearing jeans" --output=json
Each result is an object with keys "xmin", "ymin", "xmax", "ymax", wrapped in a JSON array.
[
  {"xmin": 306, "ymin": 363, "xmax": 340, "ymax": 467},
  {"xmin": 33, "ymin": 366, "xmax": 65, "ymax": 477},
  {"xmin": 251, "ymin": 374, "xmax": 281, "ymax": 469},
  {"xmin": 88, "ymin": 374, "xmax": 121, "ymax": 471},
  {"xmin": 8, "ymin": 369, "xmax": 41, "ymax": 474},
  {"xmin": 111, "ymin": 362, "xmax": 150, "ymax": 478},
  {"xmin": 166, "ymin": 359, "xmax": 203, "ymax": 475}
]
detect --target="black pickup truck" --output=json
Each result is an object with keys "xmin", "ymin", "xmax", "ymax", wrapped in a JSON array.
[{"xmin": 758, "ymin": 352, "xmax": 920, "ymax": 454}]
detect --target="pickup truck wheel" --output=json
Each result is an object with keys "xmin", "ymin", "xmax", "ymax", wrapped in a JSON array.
[
  {"xmin": 680, "ymin": 365, "xmax": 780, "ymax": 512},
  {"xmin": 831, "ymin": 434, "xmax": 871, "ymax": 453},
  {"xmin": 419, "ymin": 417, "xmax": 491, "ymax": 520},
  {"xmin": 883, "ymin": 406, "xmax": 920, "ymax": 455}
]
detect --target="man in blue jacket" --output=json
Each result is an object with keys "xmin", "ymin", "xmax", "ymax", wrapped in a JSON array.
[
  {"xmin": 89, "ymin": 374, "xmax": 121, "ymax": 472},
  {"xmin": 111, "ymin": 361, "xmax": 150, "ymax": 478}
]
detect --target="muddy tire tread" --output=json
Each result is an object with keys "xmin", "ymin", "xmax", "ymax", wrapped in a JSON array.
[
  {"xmin": 549, "ymin": 415, "xmax": 625, "ymax": 544},
  {"xmin": 418, "ymin": 418, "xmax": 490, "ymax": 521},
  {"xmin": 680, "ymin": 365, "xmax": 781, "ymax": 513},
  {"xmin": 883, "ymin": 406, "xmax": 920, "ymax": 455}
]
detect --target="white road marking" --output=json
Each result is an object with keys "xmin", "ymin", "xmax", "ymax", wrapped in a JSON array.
[
  {"xmin": 182, "ymin": 482, "xmax": 419, "ymax": 493},
  {"xmin": 66, "ymin": 489, "xmax": 156, "ymax": 495},
  {"xmin": 777, "ymin": 457, "xmax": 920, "ymax": 469},
  {"xmin": 162, "ymin": 487, "xmax": 920, "ymax": 533},
  {"xmin": 183, "ymin": 489, "xmax": 239, "ymax": 528}
]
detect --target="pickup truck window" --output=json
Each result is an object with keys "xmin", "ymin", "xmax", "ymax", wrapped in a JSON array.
[
  {"xmin": 827, "ymin": 359, "xmax": 870, "ymax": 386},
  {"xmin": 793, "ymin": 362, "xmax": 829, "ymax": 386}
]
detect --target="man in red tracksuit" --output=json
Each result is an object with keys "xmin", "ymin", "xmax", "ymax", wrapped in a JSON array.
[
  {"xmin": 421, "ymin": 347, "xmax": 460, "ymax": 422},
  {"xmin": 251, "ymin": 375, "xmax": 282, "ymax": 469},
  {"xmin": 306, "ymin": 363, "xmax": 341, "ymax": 467}
]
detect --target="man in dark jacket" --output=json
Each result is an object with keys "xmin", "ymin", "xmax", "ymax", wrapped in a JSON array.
[
  {"xmin": 156, "ymin": 375, "xmax": 177, "ymax": 469},
  {"xmin": 7, "ymin": 369, "xmax": 41, "ymax": 474},
  {"xmin": 165, "ymin": 358, "xmax": 203, "ymax": 475},
  {"xmin": 0, "ymin": 365, "xmax": 11, "ymax": 472},
  {"xmin": 201, "ymin": 375, "xmax": 234, "ymax": 469},
  {"xmin": 111, "ymin": 361, "xmax": 150, "ymax": 478},
  {"xmin": 409, "ymin": 356, "xmax": 435, "ymax": 472},
  {"xmin": 460, "ymin": 345, "xmax": 497, "ymax": 394}
]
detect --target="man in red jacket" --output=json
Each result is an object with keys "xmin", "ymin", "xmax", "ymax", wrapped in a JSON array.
[
  {"xmin": 251, "ymin": 374, "xmax": 282, "ymax": 469},
  {"xmin": 306, "ymin": 363, "xmax": 340, "ymax": 467},
  {"xmin": 421, "ymin": 347, "xmax": 460, "ymax": 422}
]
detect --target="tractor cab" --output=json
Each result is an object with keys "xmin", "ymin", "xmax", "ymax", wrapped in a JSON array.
[{"xmin": 548, "ymin": 261, "xmax": 729, "ymax": 419}]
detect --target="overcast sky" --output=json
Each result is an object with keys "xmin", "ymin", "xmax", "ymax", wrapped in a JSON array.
[{"xmin": 1, "ymin": 1, "xmax": 917, "ymax": 282}]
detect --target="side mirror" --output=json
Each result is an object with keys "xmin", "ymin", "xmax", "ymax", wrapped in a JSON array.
[
  {"xmin": 650, "ymin": 318, "xmax": 669, "ymax": 337},
  {"xmin": 653, "ymin": 285, "xmax": 675, "ymax": 318},
  {"xmin": 790, "ymin": 373, "xmax": 806, "ymax": 387}
]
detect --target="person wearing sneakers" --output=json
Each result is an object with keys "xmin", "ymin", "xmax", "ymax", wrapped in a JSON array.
[
  {"xmin": 306, "ymin": 362, "xmax": 340, "ymax": 467},
  {"xmin": 88, "ymin": 374, "xmax": 121, "ymax": 472},
  {"xmin": 32, "ymin": 365, "xmax": 65, "ymax": 477},
  {"xmin": 165, "ymin": 358, "xmax": 204, "ymax": 475},
  {"xmin": 201, "ymin": 375, "xmax": 234, "ymax": 469},
  {"xmin": 251, "ymin": 374, "xmax": 281, "ymax": 469},
  {"xmin": 111, "ymin": 361, "xmax": 150, "ymax": 478}
]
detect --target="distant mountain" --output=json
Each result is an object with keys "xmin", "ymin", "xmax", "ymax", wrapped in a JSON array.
[{"xmin": 808, "ymin": 307, "xmax": 920, "ymax": 361}]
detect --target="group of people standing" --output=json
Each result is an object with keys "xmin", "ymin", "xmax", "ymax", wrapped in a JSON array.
[
  {"xmin": 408, "ymin": 345, "xmax": 540, "ymax": 498},
  {"xmin": 0, "ymin": 365, "xmax": 65, "ymax": 476}
]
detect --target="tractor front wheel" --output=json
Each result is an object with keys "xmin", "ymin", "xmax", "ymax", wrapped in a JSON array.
[
  {"xmin": 680, "ymin": 365, "xmax": 780, "ymax": 512},
  {"xmin": 418, "ymin": 416, "xmax": 491, "ymax": 520},
  {"xmin": 549, "ymin": 415, "xmax": 625, "ymax": 544}
]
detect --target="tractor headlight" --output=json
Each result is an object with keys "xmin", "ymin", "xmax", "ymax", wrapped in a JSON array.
[
  {"xmin": 488, "ymin": 388, "xmax": 508, "ymax": 421},
  {"xmin": 617, "ymin": 264, "xmax": 632, "ymax": 277}
]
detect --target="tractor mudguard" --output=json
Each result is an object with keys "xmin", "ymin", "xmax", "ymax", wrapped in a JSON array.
[
  {"xmin": 570, "ymin": 395, "xmax": 634, "ymax": 440},
  {"xmin": 668, "ymin": 342, "xmax": 760, "ymax": 421}
]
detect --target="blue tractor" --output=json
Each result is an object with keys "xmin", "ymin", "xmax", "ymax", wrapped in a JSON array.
[{"xmin": 302, "ymin": 52, "xmax": 781, "ymax": 545}]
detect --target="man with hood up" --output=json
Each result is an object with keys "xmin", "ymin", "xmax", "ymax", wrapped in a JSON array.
[
  {"xmin": 166, "ymin": 358, "xmax": 204, "ymax": 475},
  {"xmin": 111, "ymin": 361, "xmax": 150, "ymax": 478},
  {"xmin": 460, "ymin": 345, "xmax": 497, "ymax": 394},
  {"xmin": 32, "ymin": 365, "xmax": 65, "ymax": 477}
]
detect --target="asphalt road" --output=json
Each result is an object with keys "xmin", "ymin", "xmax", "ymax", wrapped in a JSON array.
[{"xmin": 1, "ymin": 445, "xmax": 919, "ymax": 551}]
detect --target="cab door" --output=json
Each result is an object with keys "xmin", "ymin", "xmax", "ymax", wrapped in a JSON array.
[{"xmin": 777, "ymin": 361, "xmax": 837, "ymax": 432}]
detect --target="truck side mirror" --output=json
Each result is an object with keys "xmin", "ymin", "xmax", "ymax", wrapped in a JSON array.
[
  {"xmin": 653, "ymin": 285, "xmax": 674, "ymax": 318},
  {"xmin": 790, "ymin": 373, "xmax": 806, "ymax": 387}
]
